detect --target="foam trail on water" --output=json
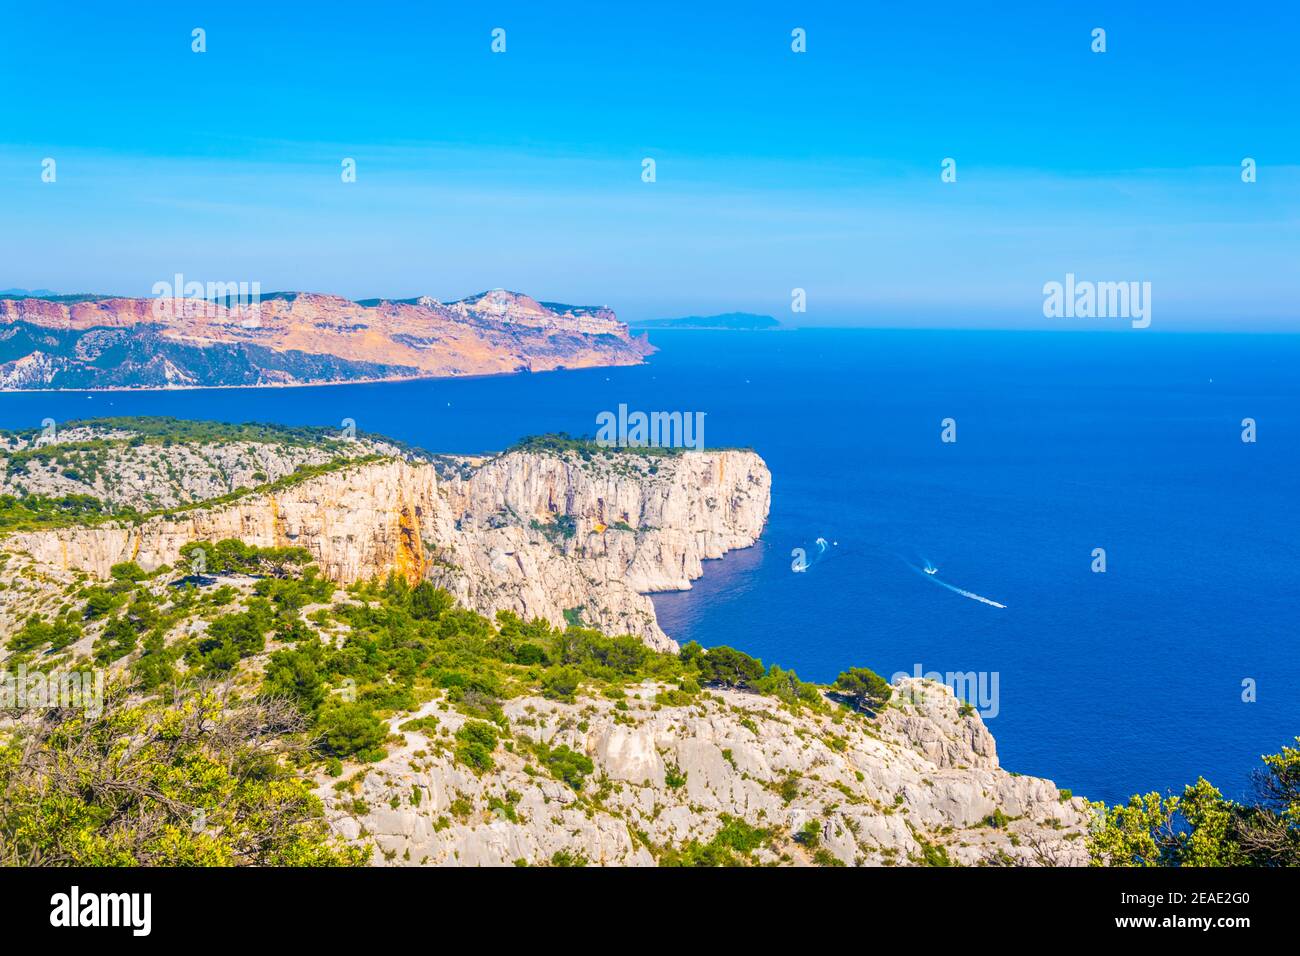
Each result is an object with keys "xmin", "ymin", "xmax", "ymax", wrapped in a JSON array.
[
  {"xmin": 930, "ymin": 576, "xmax": 1007, "ymax": 609},
  {"xmin": 904, "ymin": 560, "xmax": 1007, "ymax": 609},
  {"xmin": 793, "ymin": 536, "xmax": 839, "ymax": 573}
]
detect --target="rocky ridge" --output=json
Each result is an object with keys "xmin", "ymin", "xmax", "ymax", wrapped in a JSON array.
[
  {"xmin": 2, "ymin": 438, "xmax": 770, "ymax": 650},
  {"xmin": 326, "ymin": 677, "xmax": 1089, "ymax": 866},
  {"xmin": 0, "ymin": 424, "xmax": 396, "ymax": 511},
  {"xmin": 0, "ymin": 289, "xmax": 653, "ymax": 389}
]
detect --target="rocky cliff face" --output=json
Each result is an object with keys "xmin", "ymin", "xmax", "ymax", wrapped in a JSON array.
[
  {"xmin": 0, "ymin": 290, "xmax": 653, "ymax": 389},
  {"xmin": 3, "ymin": 447, "xmax": 770, "ymax": 649},
  {"xmin": 430, "ymin": 450, "xmax": 770, "ymax": 650},
  {"xmin": 325, "ymin": 678, "xmax": 1089, "ymax": 867},
  {"xmin": 3, "ymin": 459, "xmax": 439, "ymax": 587}
]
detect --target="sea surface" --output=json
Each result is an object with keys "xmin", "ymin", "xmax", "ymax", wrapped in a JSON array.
[{"xmin": 2, "ymin": 329, "xmax": 1296, "ymax": 806}]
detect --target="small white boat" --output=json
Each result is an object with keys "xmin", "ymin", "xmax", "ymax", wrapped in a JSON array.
[{"xmin": 924, "ymin": 566, "xmax": 938, "ymax": 575}]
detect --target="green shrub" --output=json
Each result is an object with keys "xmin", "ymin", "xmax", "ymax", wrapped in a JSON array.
[
  {"xmin": 795, "ymin": 821, "xmax": 821, "ymax": 848},
  {"xmin": 694, "ymin": 645, "xmax": 765, "ymax": 689},
  {"xmin": 833, "ymin": 666, "xmax": 893, "ymax": 712},
  {"xmin": 455, "ymin": 721, "xmax": 500, "ymax": 773},
  {"xmin": 262, "ymin": 646, "xmax": 327, "ymax": 712},
  {"xmin": 540, "ymin": 666, "xmax": 582, "ymax": 702},
  {"xmin": 314, "ymin": 700, "xmax": 387, "ymax": 760},
  {"xmin": 538, "ymin": 744, "xmax": 594, "ymax": 790}
]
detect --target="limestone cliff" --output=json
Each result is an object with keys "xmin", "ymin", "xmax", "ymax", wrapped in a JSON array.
[
  {"xmin": 0, "ymin": 289, "xmax": 654, "ymax": 389},
  {"xmin": 3, "ymin": 447, "xmax": 770, "ymax": 650},
  {"xmin": 0, "ymin": 423, "xmax": 396, "ymax": 511},
  {"xmin": 325, "ymin": 678, "xmax": 1089, "ymax": 867},
  {"xmin": 430, "ymin": 449, "xmax": 770, "ymax": 650}
]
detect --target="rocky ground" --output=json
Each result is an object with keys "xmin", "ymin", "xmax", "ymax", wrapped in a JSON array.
[
  {"xmin": 0, "ymin": 424, "xmax": 396, "ymax": 511},
  {"xmin": 324, "ymin": 677, "xmax": 1088, "ymax": 867}
]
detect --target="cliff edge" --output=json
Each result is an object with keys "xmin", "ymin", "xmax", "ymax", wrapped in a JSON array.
[{"xmin": 2, "ymin": 431, "xmax": 769, "ymax": 651}]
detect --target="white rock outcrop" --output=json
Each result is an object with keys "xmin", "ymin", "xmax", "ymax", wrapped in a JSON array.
[
  {"xmin": 431, "ymin": 450, "xmax": 770, "ymax": 650},
  {"xmin": 3, "ymin": 448, "xmax": 770, "ymax": 650},
  {"xmin": 324, "ymin": 678, "xmax": 1090, "ymax": 867}
]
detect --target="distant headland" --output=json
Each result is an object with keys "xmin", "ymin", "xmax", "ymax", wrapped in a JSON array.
[
  {"xmin": 629, "ymin": 312, "xmax": 782, "ymax": 331},
  {"xmin": 0, "ymin": 288, "xmax": 653, "ymax": 391}
]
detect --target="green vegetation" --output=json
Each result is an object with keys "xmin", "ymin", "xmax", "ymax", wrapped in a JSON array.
[
  {"xmin": 981, "ymin": 808, "xmax": 1011, "ymax": 829},
  {"xmin": 1, "ymin": 416, "xmax": 364, "ymax": 452},
  {"xmin": 913, "ymin": 837, "xmax": 955, "ymax": 867},
  {"xmin": 509, "ymin": 432, "xmax": 684, "ymax": 459},
  {"xmin": 0, "ymin": 493, "xmax": 110, "ymax": 531},
  {"xmin": 833, "ymin": 666, "xmax": 893, "ymax": 712},
  {"xmin": 316, "ymin": 701, "xmax": 388, "ymax": 762},
  {"xmin": 0, "ymin": 292, "xmax": 113, "ymax": 305},
  {"xmin": 8, "ymin": 507, "xmax": 1295, "ymax": 869},
  {"xmin": 540, "ymin": 666, "xmax": 582, "ymax": 702},
  {"xmin": 0, "ymin": 455, "xmax": 384, "ymax": 532},
  {"xmin": 149, "ymin": 457, "xmax": 387, "ymax": 524},
  {"xmin": 533, "ymin": 742, "xmax": 594, "ymax": 790},
  {"xmin": 178, "ymin": 539, "xmax": 316, "ymax": 578},
  {"xmin": 795, "ymin": 820, "xmax": 821, "ymax": 848},
  {"xmin": 0, "ymin": 684, "xmax": 364, "ymax": 865},
  {"xmin": 0, "ymin": 524, "xmax": 907, "ymax": 867},
  {"xmin": 682, "ymin": 642, "xmax": 765, "ymax": 690},
  {"xmin": 664, "ymin": 761, "xmax": 688, "ymax": 790},
  {"xmin": 6, "ymin": 612, "xmax": 82, "ymax": 654},
  {"xmin": 0, "ymin": 416, "xmax": 427, "ymax": 532},
  {"xmin": 455, "ymin": 721, "xmax": 500, "ymax": 773},
  {"xmin": 659, "ymin": 815, "xmax": 773, "ymax": 867},
  {"xmin": 1087, "ymin": 740, "xmax": 1300, "ymax": 867},
  {"xmin": 548, "ymin": 848, "xmax": 589, "ymax": 867},
  {"xmin": 507, "ymin": 431, "xmax": 753, "ymax": 460},
  {"xmin": 530, "ymin": 514, "xmax": 578, "ymax": 544}
]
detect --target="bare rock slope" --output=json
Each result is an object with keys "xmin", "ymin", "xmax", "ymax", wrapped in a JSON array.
[
  {"xmin": 3, "ymin": 443, "xmax": 770, "ymax": 651},
  {"xmin": 327, "ymin": 677, "xmax": 1088, "ymax": 867}
]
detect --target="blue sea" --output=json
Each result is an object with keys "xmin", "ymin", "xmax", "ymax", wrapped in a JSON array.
[{"xmin": 2, "ymin": 329, "xmax": 1296, "ymax": 806}]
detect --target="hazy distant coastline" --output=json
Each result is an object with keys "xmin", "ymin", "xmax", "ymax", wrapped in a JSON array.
[{"xmin": 629, "ymin": 312, "xmax": 782, "ymax": 331}]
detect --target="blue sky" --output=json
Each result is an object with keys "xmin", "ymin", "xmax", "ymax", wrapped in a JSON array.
[{"xmin": 1, "ymin": 1, "xmax": 1296, "ymax": 328}]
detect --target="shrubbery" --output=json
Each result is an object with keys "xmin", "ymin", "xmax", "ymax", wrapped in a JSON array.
[
  {"xmin": 0, "ymin": 683, "xmax": 364, "ymax": 866},
  {"xmin": 1088, "ymin": 740, "xmax": 1300, "ymax": 867},
  {"xmin": 314, "ymin": 700, "xmax": 388, "ymax": 762},
  {"xmin": 455, "ymin": 721, "xmax": 500, "ymax": 773},
  {"xmin": 833, "ymin": 666, "xmax": 893, "ymax": 712},
  {"xmin": 3, "ymin": 534, "xmax": 916, "ymax": 868},
  {"xmin": 179, "ymin": 539, "xmax": 314, "ymax": 578}
]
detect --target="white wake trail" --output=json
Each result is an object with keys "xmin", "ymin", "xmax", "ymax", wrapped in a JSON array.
[
  {"xmin": 907, "ymin": 562, "xmax": 1007, "ymax": 609},
  {"xmin": 935, "ymin": 578, "xmax": 1007, "ymax": 609}
]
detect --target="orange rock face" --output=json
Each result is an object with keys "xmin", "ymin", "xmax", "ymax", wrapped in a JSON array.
[{"xmin": 0, "ymin": 289, "xmax": 655, "ymax": 389}]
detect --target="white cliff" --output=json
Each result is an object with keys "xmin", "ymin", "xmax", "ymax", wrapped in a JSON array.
[
  {"xmin": 430, "ymin": 449, "xmax": 770, "ymax": 650},
  {"xmin": 3, "ymin": 446, "xmax": 770, "ymax": 650},
  {"xmin": 324, "ymin": 677, "xmax": 1089, "ymax": 867}
]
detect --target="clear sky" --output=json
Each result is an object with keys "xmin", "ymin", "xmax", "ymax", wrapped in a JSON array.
[{"xmin": 1, "ymin": 1, "xmax": 1296, "ymax": 329}]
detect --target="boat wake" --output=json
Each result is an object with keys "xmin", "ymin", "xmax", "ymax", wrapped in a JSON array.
[
  {"xmin": 792, "ymin": 536, "xmax": 839, "ymax": 573},
  {"xmin": 904, "ymin": 556, "xmax": 1007, "ymax": 609}
]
